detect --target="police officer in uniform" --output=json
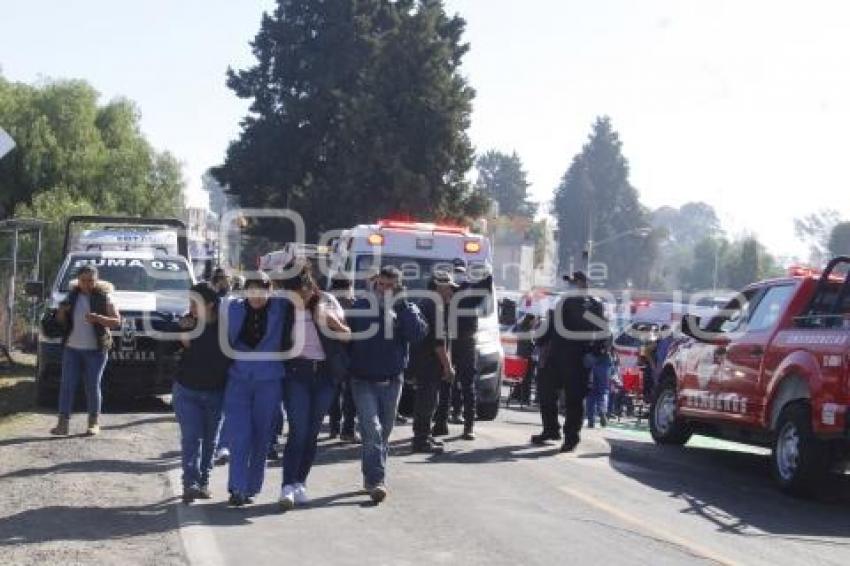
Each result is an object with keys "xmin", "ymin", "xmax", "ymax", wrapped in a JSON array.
[
  {"xmin": 532, "ymin": 271, "xmax": 607, "ymax": 452},
  {"xmin": 411, "ymin": 271, "xmax": 457, "ymax": 454},
  {"xmin": 433, "ymin": 263, "xmax": 493, "ymax": 441}
]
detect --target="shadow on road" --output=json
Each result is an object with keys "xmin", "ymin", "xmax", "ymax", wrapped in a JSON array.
[
  {"xmin": 179, "ymin": 490, "xmax": 374, "ymax": 525},
  {"xmin": 0, "ymin": 434, "xmax": 69, "ymax": 449},
  {"xmin": 101, "ymin": 415, "xmax": 175, "ymax": 431},
  {"xmin": 0, "ymin": 413, "xmax": 176, "ymax": 449},
  {"xmin": 405, "ymin": 443, "xmax": 561, "ymax": 465},
  {"xmin": 605, "ymin": 437, "xmax": 850, "ymax": 541},
  {"xmin": 105, "ymin": 396, "xmax": 173, "ymax": 414},
  {"xmin": 0, "ymin": 498, "xmax": 180, "ymax": 547},
  {"xmin": 0, "ymin": 379, "xmax": 35, "ymax": 418},
  {"xmin": 0, "ymin": 451, "xmax": 179, "ymax": 480}
]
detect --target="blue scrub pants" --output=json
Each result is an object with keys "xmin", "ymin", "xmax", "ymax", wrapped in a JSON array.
[{"xmin": 224, "ymin": 377, "xmax": 283, "ymax": 497}]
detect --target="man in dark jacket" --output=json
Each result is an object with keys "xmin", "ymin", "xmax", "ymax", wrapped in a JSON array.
[
  {"xmin": 348, "ymin": 266, "xmax": 428, "ymax": 503},
  {"xmin": 411, "ymin": 271, "xmax": 457, "ymax": 454},
  {"xmin": 433, "ymin": 264, "xmax": 493, "ymax": 440},
  {"xmin": 532, "ymin": 271, "xmax": 607, "ymax": 452}
]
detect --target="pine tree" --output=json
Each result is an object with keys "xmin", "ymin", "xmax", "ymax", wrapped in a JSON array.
[
  {"xmin": 475, "ymin": 150, "xmax": 536, "ymax": 219},
  {"xmin": 553, "ymin": 116, "xmax": 656, "ymax": 287},
  {"xmin": 214, "ymin": 0, "xmax": 486, "ymax": 240},
  {"xmin": 828, "ymin": 222, "xmax": 850, "ymax": 257}
]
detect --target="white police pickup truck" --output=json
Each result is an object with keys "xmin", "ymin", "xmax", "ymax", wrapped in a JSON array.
[{"xmin": 36, "ymin": 216, "xmax": 194, "ymax": 405}]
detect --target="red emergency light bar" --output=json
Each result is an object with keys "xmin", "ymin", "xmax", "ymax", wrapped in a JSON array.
[
  {"xmin": 788, "ymin": 264, "xmax": 846, "ymax": 282},
  {"xmin": 788, "ymin": 265, "xmax": 819, "ymax": 278},
  {"xmin": 377, "ymin": 219, "xmax": 469, "ymax": 235},
  {"xmin": 630, "ymin": 299, "xmax": 652, "ymax": 315}
]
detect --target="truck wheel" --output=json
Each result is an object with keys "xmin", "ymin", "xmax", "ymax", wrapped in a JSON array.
[
  {"xmin": 476, "ymin": 401, "xmax": 499, "ymax": 421},
  {"xmin": 771, "ymin": 403, "xmax": 829, "ymax": 496},
  {"xmin": 649, "ymin": 378, "xmax": 692, "ymax": 445}
]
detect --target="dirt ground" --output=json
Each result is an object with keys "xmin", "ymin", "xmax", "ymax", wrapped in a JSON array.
[{"xmin": 0, "ymin": 397, "xmax": 187, "ymax": 565}]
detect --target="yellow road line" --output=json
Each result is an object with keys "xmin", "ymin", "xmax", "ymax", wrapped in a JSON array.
[{"xmin": 558, "ymin": 485, "xmax": 741, "ymax": 566}]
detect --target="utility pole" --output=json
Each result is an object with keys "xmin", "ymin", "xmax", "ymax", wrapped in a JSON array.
[{"xmin": 712, "ymin": 239, "xmax": 720, "ymax": 292}]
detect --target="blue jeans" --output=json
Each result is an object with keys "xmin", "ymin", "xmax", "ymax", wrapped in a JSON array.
[
  {"xmin": 58, "ymin": 347, "xmax": 108, "ymax": 418},
  {"xmin": 351, "ymin": 376, "xmax": 403, "ymax": 488},
  {"xmin": 224, "ymin": 377, "xmax": 283, "ymax": 497},
  {"xmin": 586, "ymin": 390, "xmax": 609, "ymax": 426},
  {"xmin": 282, "ymin": 362, "xmax": 335, "ymax": 486},
  {"xmin": 173, "ymin": 382, "xmax": 224, "ymax": 489}
]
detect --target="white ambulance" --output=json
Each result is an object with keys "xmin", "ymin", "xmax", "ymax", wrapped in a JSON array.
[{"xmin": 329, "ymin": 219, "xmax": 503, "ymax": 419}]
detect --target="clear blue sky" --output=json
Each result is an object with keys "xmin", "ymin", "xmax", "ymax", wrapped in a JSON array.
[{"xmin": 3, "ymin": 0, "xmax": 850, "ymax": 258}]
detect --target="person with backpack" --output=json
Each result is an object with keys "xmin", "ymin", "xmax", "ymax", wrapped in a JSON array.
[{"xmin": 532, "ymin": 271, "xmax": 607, "ymax": 452}]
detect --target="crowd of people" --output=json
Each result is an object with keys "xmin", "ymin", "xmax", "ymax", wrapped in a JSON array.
[{"xmin": 47, "ymin": 260, "xmax": 618, "ymax": 509}]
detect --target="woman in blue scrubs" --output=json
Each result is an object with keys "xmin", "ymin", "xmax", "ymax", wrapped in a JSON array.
[{"xmin": 224, "ymin": 273, "xmax": 289, "ymax": 507}]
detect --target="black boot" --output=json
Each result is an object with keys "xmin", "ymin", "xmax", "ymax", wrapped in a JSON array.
[
  {"xmin": 531, "ymin": 431, "xmax": 562, "ymax": 445},
  {"xmin": 431, "ymin": 421, "xmax": 449, "ymax": 437},
  {"xmin": 461, "ymin": 423, "xmax": 475, "ymax": 441},
  {"xmin": 412, "ymin": 437, "xmax": 445, "ymax": 454},
  {"xmin": 560, "ymin": 437, "xmax": 580, "ymax": 453}
]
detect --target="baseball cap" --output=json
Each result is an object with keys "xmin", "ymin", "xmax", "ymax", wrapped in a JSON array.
[
  {"xmin": 563, "ymin": 270, "xmax": 588, "ymax": 283},
  {"xmin": 431, "ymin": 270, "xmax": 460, "ymax": 288}
]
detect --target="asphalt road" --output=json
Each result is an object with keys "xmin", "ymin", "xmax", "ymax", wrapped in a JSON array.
[
  {"xmin": 177, "ymin": 405, "xmax": 850, "ymax": 566},
  {"xmin": 2, "ymin": 401, "xmax": 849, "ymax": 565}
]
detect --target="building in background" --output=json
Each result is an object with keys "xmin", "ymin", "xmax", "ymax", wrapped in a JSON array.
[
  {"xmin": 183, "ymin": 190, "xmax": 219, "ymax": 280},
  {"xmin": 493, "ymin": 242, "xmax": 534, "ymax": 291},
  {"xmin": 200, "ymin": 170, "xmax": 244, "ymax": 271},
  {"xmin": 532, "ymin": 217, "xmax": 558, "ymax": 289},
  {"xmin": 489, "ymin": 215, "xmax": 558, "ymax": 292}
]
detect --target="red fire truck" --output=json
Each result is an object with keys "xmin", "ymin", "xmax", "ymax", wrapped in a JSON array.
[{"xmin": 650, "ymin": 258, "xmax": 850, "ymax": 495}]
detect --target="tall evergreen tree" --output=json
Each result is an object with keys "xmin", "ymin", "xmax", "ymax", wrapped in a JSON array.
[
  {"xmin": 794, "ymin": 208, "xmax": 842, "ymax": 266},
  {"xmin": 828, "ymin": 222, "xmax": 850, "ymax": 257},
  {"xmin": 215, "ymin": 0, "xmax": 486, "ymax": 240},
  {"xmin": 475, "ymin": 150, "xmax": 536, "ymax": 219},
  {"xmin": 553, "ymin": 116, "xmax": 656, "ymax": 287},
  {"xmin": 678, "ymin": 237, "xmax": 726, "ymax": 292}
]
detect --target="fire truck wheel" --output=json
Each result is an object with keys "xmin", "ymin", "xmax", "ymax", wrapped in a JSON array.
[
  {"xmin": 771, "ymin": 402, "xmax": 829, "ymax": 496},
  {"xmin": 649, "ymin": 378, "xmax": 692, "ymax": 445}
]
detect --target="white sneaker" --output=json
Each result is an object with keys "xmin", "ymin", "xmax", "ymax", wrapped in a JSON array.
[
  {"xmin": 279, "ymin": 484, "xmax": 296, "ymax": 511},
  {"xmin": 214, "ymin": 448, "xmax": 230, "ymax": 466},
  {"xmin": 294, "ymin": 483, "xmax": 309, "ymax": 505}
]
